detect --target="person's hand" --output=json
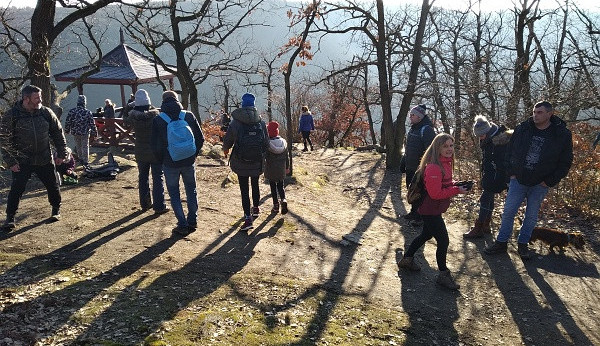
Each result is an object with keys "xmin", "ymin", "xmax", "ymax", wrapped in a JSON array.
[
  {"xmin": 285, "ymin": 167, "xmax": 290, "ymax": 175},
  {"xmin": 223, "ymin": 149, "xmax": 229, "ymax": 158},
  {"xmin": 9, "ymin": 164, "xmax": 20, "ymax": 172},
  {"xmin": 458, "ymin": 185, "xmax": 470, "ymax": 194},
  {"xmin": 55, "ymin": 158, "xmax": 64, "ymax": 165}
]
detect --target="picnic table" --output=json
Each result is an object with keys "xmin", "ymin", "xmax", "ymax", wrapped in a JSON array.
[{"xmin": 91, "ymin": 117, "xmax": 135, "ymax": 148}]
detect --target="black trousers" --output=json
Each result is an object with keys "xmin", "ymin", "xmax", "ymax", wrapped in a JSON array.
[
  {"xmin": 404, "ymin": 214, "xmax": 450, "ymax": 271},
  {"xmin": 269, "ymin": 180, "xmax": 286, "ymax": 204},
  {"xmin": 6, "ymin": 163, "xmax": 61, "ymax": 216},
  {"xmin": 238, "ymin": 175, "xmax": 260, "ymax": 217}
]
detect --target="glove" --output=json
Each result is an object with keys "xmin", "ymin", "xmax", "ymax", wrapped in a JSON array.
[{"xmin": 223, "ymin": 149, "xmax": 229, "ymax": 158}]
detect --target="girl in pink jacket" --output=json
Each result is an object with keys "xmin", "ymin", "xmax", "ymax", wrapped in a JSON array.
[{"xmin": 398, "ymin": 133, "xmax": 469, "ymax": 290}]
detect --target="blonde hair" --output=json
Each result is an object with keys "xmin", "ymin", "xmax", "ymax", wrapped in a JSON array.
[
  {"xmin": 105, "ymin": 99, "xmax": 114, "ymax": 106},
  {"xmin": 416, "ymin": 133, "xmax": 454, "ymax": 178},
  {"xmin": 301, "ymin": 105, "xmax": 309, "ymax": 113}
]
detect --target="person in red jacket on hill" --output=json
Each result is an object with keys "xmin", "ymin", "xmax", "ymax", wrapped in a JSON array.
[{"xmin": 397, "ymin": 133, "xmax": 470, "ymax": 290}]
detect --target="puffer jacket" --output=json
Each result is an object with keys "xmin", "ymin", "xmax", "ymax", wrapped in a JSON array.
[
  {"xmin": 298, "ymin": 112, "xmax": 315, "ymax": 132},
  {"xmin": 265, "ymin": 136, "xmax": 289, "ymax": 181},
  {"xmin": 418, "ymin": 155, "xmax": 461, "ymax": 215},
  {"xmin": 480, "ymin": 125, "xmax": 512, "ymax": 193},
  {"xmin": 222, "ymin": 106, "xmax": 268, "ymax": 177},
  {"xmin": 0, "ymin": 101, "xmax": 67, "ymax": 167},
  {"xmin": 151, "ymin": 98, "xmax": 204, "ymax": 168},
  {"xmin": 403, "ymin": 116, "xmax": 436, "ymax": 172},
  {"xmin": 508, "ymin": 115, "xmax": 573, "ymax": 187},
  {"xmin": 124, "ymin": 107, "xmax": 160, "ymax": 163},
  {"xmin": 65, "ymin": 105, "xmax": 98, "ymax": 137}
]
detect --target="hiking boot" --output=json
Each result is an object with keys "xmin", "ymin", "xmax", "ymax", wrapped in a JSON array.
[
  {"xmin": 402, "ymin": 211, "xmax": 420, "ymax": 220},
  {"xmin": 481, "ymin": 217, "xmax": 492, "ymax": 234},
  {"xmin": 240, "ymin": 216, "xmax": 253, "ymax": 231},
  {"xmin": 484, "ymin": 240, "xmax": 508, "ymax": 255},
  {"xmin": 281, "ymin": 200, "xmax": 288, "ymax": 215},
  {"xmin": 518, "ymin": 243, "xmax": 532, "ymax": 260},
  {"xmin": 2, "ymin": 214, "xmax": 16, "ymax": 230},
  {"xmin": 187, "ymin": 222, "xmax": 197, "ymax": 233},
  {"xmin": 397, "ymin": 256, "xmax": 421, "ymax": 271},
  {"xmin": 154, "ymin": 207, "xmax": 171, "ymax": 215},
  {"xmin": 302, "ymin": 147, "xmax": 308, "ymax": 152},
  {"xmin": 251, "ymin": 206, "xmax": 260, "ymax": 219},
  {"xmin": 436, "ymin": 270, "xmax": 460, "ymax": 290},
  {"xmin": 271, "ymin": 202, "xmax": 280, "ymax": 214},
  {"xmin": 463, "ymin": 219, "xmax": 485, "ymax": 239},
  {"xmin": 172, "ymin": 226, "xmax": 190, "ymax": 236},
  {"xmin": 49, "ymin": 206, "xmax": 61, "ymax": 222}
]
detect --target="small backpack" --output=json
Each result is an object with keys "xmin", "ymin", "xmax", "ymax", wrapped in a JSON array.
[
  {"xmin": 159, "ymin": 111, "xmax": 197, "ymax": 161},
  {"xmin": 234, "ymin": 122, "xmax": 266, "ymax": 162},
  {"xmin": 406, "ymin": 168, "xmax": 426, "ymax": 207}
]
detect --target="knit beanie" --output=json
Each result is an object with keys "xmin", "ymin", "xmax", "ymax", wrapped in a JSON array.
[
  {"xmin": 135, "ymin": 89, "xmax": 151, "ymax": 107},
  {"xmin": 267, "ymin": 121, "xmax": 279, "ymax": 138},
  {"xmin": 473, "ymin": 115, "xmax": 497, "ymax": 137},
  {"xmin": 241, "ymin": 93, "xmax": 255, "ymax": 108},
  {"xmin": 77, "ymin": 95, "xmax": 87, "ymax": 106},
  {"xmin": 410, "ymin": 104, "xmax": 426, "ymax": 120},
  {"xmin": 162, "ymin": 90, "xmax": 178, "ymax": 101}
]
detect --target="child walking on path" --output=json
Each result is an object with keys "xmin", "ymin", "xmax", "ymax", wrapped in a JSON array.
[
  {"xmin": 265, "ymin": 121, "xmax": 289, "ymax": 214},
  {"xmin": 397, "ymin": 133, "xmax": 470, "ymax": 290}
]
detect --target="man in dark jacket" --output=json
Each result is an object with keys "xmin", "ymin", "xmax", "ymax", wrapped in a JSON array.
[
  {"xmin": 0, "ymin": 85, "xmax": 67, "ymax": 229},
  {"xmin": 401, "ymin": 104, "xmax": 436, "ymax": 223},
  {"xmin": 464, "ymin": 115, "xmax": 511, "ymax": 239},
  {"xmin": 151, "ymin": 91, "xmax": 204, "ymax": 236},
  {"xmin": 485, "ymin": 101, "xmax": 573, "ymax": 259},
  {"xmin": 222, "ymin": 93, "xmax": 269, "ymax": 231}
]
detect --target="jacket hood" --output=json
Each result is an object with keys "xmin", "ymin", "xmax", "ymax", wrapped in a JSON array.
[
  {"xmin": 411, "ymin": 115, "xmax": 433, "ymax": 130},
  {"xmin": 269, "ymin": 136, "xmax": 287, "ymax": 154},
  {"xmin": 231, "ymin": 107, "xmax": 261, "ymax": 124},
  {"xmin": 129, "ymin": 107, "xmax": 159, "ymax": 121},
  {"xmin": 491, "ymin": 126, "xmax": 512, "ymax": 146},
  {"xmin": 524, "ymin": 115, "xmax": 567, "ymax": 131},
  {"xmin": 160, "ymin": 98, "xmax": 183, "ymax": 118}
]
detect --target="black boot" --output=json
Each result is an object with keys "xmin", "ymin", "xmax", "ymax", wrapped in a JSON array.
[
  {"xmin": 2, "ymin": 214, "xmax": 16, "ymax": 230},
  {"xmin": 49, "ymin": 206, "xmax": 61, "ymax": 222}
]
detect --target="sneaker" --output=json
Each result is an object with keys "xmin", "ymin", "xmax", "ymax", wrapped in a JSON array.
[
  {"xmin": 271, "ymin": 203, "xmax": 280, "ymax": 214},
  {"xmin": 397, "ymin": 256, "xmax": 421, "ymax": 271},
  {"xmin": 281, "ymin": 200, "xmax": 288, "ymax": 215},
  {"xmin": 187, "ymin": 222, "xmax": 197, "ymax": 233},
  {"xmin": 402, "ymin": 211, "xmax": 420, "ymax": 220},
  {"xmin": 484, "ymin": 240, "xmax": 508, "ymax": 255},
  {"xmin": 251, "ymin": 206, "xmax": 260, "ymax": 219},
  {"xmin": 49, "ymin": 207, "xmax": 61, "ymax": 222},
  {"xmin": 154, "ymin": 207, "xmax": 171, "ymax": 215},
  {"xmin": 518, "ymin": 243, "xmax": 532, "ymax": 260},
  {"xmin": 2, "ymin": 215, "xmax": 16, "ymax": 230},
  {"xmin": 240, "ymin": 216, "xmax": 253, "ymax": 231},
  {"xmin": 436, "ymin": 270, "xmax": 460, "ymax": 290},
  {"xmin": 172, "ymin": 226, "xmax": 190, "ymax": 236},
  {"xmin": 302, "ymin": 148, "xmax": 308, "ymax": 152}
]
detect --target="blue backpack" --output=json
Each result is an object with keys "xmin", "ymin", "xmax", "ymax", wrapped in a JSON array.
[{"xmin": 159, "ymin": 111, "xmax": 196, "ymax": 161}]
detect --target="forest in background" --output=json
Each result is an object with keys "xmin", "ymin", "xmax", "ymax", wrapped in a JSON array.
[{"xmin": 1, "ymin": 0, "xmax": 599, "ymax": 215}]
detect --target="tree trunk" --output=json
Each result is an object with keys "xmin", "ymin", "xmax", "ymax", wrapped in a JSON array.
[{"xmin": 29, "ymin": 0, "xmax": 56, "ymax": 105}]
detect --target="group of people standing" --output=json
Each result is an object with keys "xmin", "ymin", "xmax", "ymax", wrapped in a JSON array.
[{"xmin": 398, "ymin": 101, "xmax": 573, "ymax": 290}]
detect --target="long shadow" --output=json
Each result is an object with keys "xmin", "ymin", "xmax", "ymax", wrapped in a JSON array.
[
  {"xmin": 481, "ymin": 243, "xmax": 594, "ymax": 345},
  {"xmin": 0, "ymin": 210, "xmax": 151, "ymax": 287},
  {"xmin": 70, "ymin": 213, "xmax": 282, "ymax": 343}
]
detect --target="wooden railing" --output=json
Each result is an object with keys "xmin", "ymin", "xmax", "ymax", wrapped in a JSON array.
[{"xmin": 91, "ymin": 117, "xmax": 135, "ymax": 148}]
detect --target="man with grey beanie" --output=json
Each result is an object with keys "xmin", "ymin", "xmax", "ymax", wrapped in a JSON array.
[
  {"xmin": 65, "ymin": 94, "xmax": 97, "ymax": 167},
  {"xmin": 464, "ymin": 115, "xmax": 511, "ymax": 239}
]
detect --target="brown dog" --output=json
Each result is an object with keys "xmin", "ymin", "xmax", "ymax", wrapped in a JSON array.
[{"xmin": 529, "ymin": 227, "xmax": 585, "ymax": 253}]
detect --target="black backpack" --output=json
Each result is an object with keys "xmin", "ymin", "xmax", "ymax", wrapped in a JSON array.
[
  {"xmin": 406, "ymin": 168, "xmax": 426, "ymax": 207},
  {"xmin": 234, "ymin": 122, "xmax": 265, "ymax": 162}
]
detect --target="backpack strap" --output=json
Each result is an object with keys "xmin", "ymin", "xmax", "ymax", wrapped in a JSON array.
[
  {"xmin": 178, "ymin": 111, "xmax": 186, "ymax": 120},
  {"xmin": 420, "ymin": 125, "xmax": 429, "ymax": 138},
  {"xmin": 159, "ymin": 112, "xmax": 171, "ymax": 123}
]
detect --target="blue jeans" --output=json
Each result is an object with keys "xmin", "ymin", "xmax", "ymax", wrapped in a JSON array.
[
  {"xmin": 496, "ymin": 178, "xmax": 549, "ymax": 244},
  {"xmin": 137, "ymin": 161, "xmax": 166, "ymax": 211},
  {"xmin": 163, "ymin": 164, "xmax": 198, "ymax": 227}
]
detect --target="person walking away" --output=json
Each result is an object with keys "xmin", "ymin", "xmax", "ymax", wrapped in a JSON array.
[
  {"xmin": 124, "ymin": 89, "xmax": 169, "ymax": 214},
  {"xmin": 484, "ymin": 101, "xmax": 573, "ymax": 259},
  {"xmin": 400, "ymin": 104, "xmax": 436, "ymax": 224},
  {"xmin": 64, "ymin": 94, "xmax": 97, "ymax": 167},
  {"xmin": 298, "ymin": 105, "xmax": 315, "ymax": 152},
  {"xmin": 222, "ymin": 93, "xmax": 269, "ymax": 231},
  {"xmin": 397, "ymin": 133, "xmax": 470, "ymax": 290},
  {"xmin": 0, "ymin": 85, "xmax": 68, "ymax": 229},
  {"xmin": 265, "ymin": 121, "xmax": 289, "ymax": 214},
  {"xmin": 151, "ymin": 91, "xmax": 204, "ymax": 236},
  {"xmin": 463, "ymin": 115, "xmax": 511, "ymax": 238},
  {"xmin": 103, "ymin": 99, "xmax": 115, "ymax": 119}
]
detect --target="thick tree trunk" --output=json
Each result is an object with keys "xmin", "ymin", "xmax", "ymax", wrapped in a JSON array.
[{"xmin": 29, "ymin": 0, "xmax": 56, "ymax": 105}]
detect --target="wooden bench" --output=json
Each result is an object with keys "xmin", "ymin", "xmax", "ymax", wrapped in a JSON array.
[{"xmin": 92, "ymin": 117, "xmax": 135, "ymax": 148}]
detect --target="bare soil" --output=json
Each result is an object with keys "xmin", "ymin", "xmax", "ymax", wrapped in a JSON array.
[{"xmin": 0, "ymin": 145, "xmax": 599, "ymax": 345}]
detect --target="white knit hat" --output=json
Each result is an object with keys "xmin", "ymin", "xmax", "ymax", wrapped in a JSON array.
[{"xmin": 134, "ymin": 89, "xmax": 151, "ymax": 107}]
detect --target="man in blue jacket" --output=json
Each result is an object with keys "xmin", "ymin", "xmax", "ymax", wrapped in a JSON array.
[
  {"xmin": 485, "ymin": 101, "xmax": 573, "ymax": 259},
  {"xmin": 151, "ymin": 91, "xmax": 204, "ymax": 236}
]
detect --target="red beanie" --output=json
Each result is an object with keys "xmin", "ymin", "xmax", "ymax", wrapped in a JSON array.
[{"xmin": 267, "ymin": 121, "xmax": 279, "ymax": 138}]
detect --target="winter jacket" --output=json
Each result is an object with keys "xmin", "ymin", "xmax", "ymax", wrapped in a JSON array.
[
  {"xmin": 104, "ymin": 104, "xmax": 115, "ymax": 119},
  {"xmin": 403, "ymin": 116, "xmax": 436, "ymax": 172},
  {"xmin": 65, "ymin": 105, "xmax": 98, "ymax": 137},
  {"xmin": 298, "ymin": 112, "xmax": 315, "ymax": 132},
  {"xmin": 265, "ymin": 136, "xmax": 289, "ymax": 181},
  {"xmin": 508, "ymin": 115, "xmax": 573, "ymax": 187},
  {"xmin": 222, "ymin": 106, "xmax": 269, "ymax": 177},
  {"xmin": 0, "ymin": 101, "xmax": 67, "ymax": 167},
  {"xmin": 124, "ymin": 106, "xmax": 160, "ymax": 163},
  {"xmin": 480, "ymin": 125, "xmax": 512, "ymax": 193},
  {"xmin": 151, "ymin": 98, "xmax": 204, "ymax": 168},
  {"xmin": 418, "ymin": 155, "xmax": 461, "ymax": 215}
]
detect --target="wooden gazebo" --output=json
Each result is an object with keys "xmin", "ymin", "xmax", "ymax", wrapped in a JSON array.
[{"xmin": 54, "ymin": 29, "xmax": 176, "ymax": 146}]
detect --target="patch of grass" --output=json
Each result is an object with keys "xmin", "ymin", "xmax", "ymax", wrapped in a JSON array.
[{"xmin": 312, "ymin": 173, "xmax": 329, "ymax": 188}]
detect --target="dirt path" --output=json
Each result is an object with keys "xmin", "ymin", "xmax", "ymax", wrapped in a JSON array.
[{"xmin": 1, "ymin": 146, "xmax": 598, "ymax": 345}]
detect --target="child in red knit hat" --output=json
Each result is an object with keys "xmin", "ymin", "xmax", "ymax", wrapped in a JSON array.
[{"xmin": 265, "ymin": 121, "xmax": 289, "ymax": 214}]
